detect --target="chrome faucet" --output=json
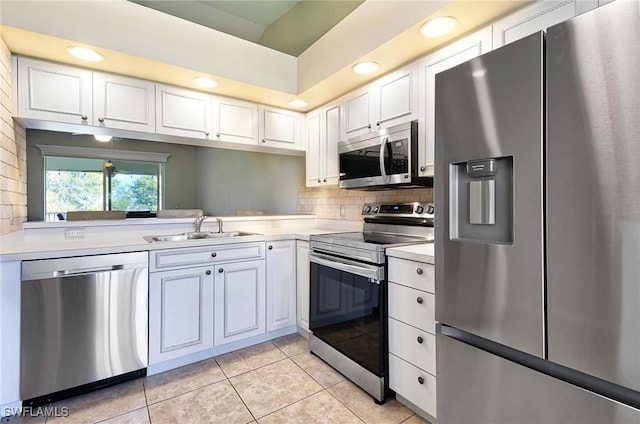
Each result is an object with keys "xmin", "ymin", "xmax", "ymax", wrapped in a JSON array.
[
  {"xmin": 194, "ymin": 213, "xmax": 207, "ymax": 233},
  {"xmin": 216, "ymin": 218, "xmax": 223, "ymax": 233}
]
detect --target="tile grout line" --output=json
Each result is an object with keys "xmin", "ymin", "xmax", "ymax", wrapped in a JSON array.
[
  {"xmin": 142, "ymin": 379, "xmax": 153, "ymax": 424},
  {"xmin": 324, "ymin": 385, "xmax": 370, "ymax": 424},
  {"xmin": 253, "ymin": 386, "xmax": 327, "ymax": 422}
]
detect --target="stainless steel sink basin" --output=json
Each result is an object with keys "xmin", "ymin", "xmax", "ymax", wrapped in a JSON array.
[{"xmin": 143, "ymin": 231, "xmax": 259, "ymax": 243}]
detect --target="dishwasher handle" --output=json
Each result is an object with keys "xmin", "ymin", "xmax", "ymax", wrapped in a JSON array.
[{"xmin": 54, "ymin": 264, "xmax": 125, "ymax": 277}]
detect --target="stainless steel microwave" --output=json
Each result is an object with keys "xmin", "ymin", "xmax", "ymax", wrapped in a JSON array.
[{"xmin": 338, "ymin": 120, "xmax": 432, "ymax": 190}]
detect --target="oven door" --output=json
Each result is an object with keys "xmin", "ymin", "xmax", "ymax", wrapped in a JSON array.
[
  {"xmin": 309, "ymin": 252, "xmax": 386, "ymax": 377},
  {"xmin": 339, "ymin": 129, "xmax": 410, "ymax": 189}
]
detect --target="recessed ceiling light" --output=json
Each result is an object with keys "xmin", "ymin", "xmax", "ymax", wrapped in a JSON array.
[
  {"xmin": 94, "ymin": 135, "xmax": 112, "ymax": 142},
  {"xmin": 419, "ymin": 16, "xmax": 457, "ymax": 38},
  {"xmin": 352, "ymin": 61, "xmax": 380, "ymax": 75},
  {"xmin": 67, "ymin": 47, "xmax": 104, "ymax": 62},
  {"xmin": 288, "ymin": 99, "xmax": 307, "ymax": 108},
  {"xmin": 193, "ymin": 77, "xmax": 218, "ymax": 88}
]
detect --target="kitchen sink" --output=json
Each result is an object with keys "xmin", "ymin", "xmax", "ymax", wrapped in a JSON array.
[{"xmin": 143, "ymin": 231, "xmax": 259, "ymax": 243}]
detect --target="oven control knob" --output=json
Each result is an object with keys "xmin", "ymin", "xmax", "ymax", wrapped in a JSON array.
[
  {"xmin": 363, "ymin": 205, "xmax": 372, "ymax": 214},
  {"xmin": 426, "ymin": 205, "xmax": 435, "ymax": 214},
  {"xmin": 415, "ymin": 205, "xmax": 424, "ymax": 214},
  {"xmin": 371, "ymin": 206, "xmax": 379, "ymax": 213}
]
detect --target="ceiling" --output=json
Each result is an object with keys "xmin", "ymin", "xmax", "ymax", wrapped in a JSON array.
[
  {"xmin": 0, "ymin": 1, "xmax": 528, "ymax": 112},
  {"xmin": 130, "ymin": 0, "xmax": 364, "ymax": 56}
]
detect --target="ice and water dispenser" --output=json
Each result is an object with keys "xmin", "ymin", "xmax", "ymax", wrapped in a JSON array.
[{"xmin": 449, "ymin": 157, "xmax": 513, "ymax": 244}]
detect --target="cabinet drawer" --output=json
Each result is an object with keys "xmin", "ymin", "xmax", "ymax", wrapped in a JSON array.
[
  {"xmin": 388, "ymin": 283, "xmax": 434, "ymax": 333},
  {"xmin": 388, "ymin": 317, "xmax": 435, "ymax": 375},
  {"xmin": 151, "ymin": 242, "xmax": 265, "ymax": 271},
  {"xmin": 388, "ymin": 257, "xmax": 434, "ymax": 293},
  {"xmin": 389, "ymin": 353, "xmax": 436, "ymax": 418}
]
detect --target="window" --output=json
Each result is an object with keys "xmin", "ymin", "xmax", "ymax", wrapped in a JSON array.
[{"xmin": 39, "ymin": 145, "xmax": 169, "ymax": 221}]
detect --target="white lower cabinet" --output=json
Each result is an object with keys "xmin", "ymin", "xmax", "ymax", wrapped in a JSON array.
[
  {"xmin": 214, "ymin": 259, "xmax": 266, "ymax": 345},
  {"xmin": 149, "ymin": 266, "xmax": 214, "ymax": 364},
  {"xmin": 387, "ymin": 254, "xmax": 436, "ymax": 420},
  {"xmin": 296, "ymin": 240, "xmax": 310, "ymax": 332},
  {"xmin": 266, "ymin": 240, "xmax": 296, "ymax": 332}
]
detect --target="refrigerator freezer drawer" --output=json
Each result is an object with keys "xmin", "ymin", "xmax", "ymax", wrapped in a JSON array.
[
  {"xmin": 388, "ymin": 258, "xmax": 434, "ymax": 293},
  {"xmin": 388, "ymin": 283, "xmax": 435, "ymax": 333},
  {"xmin": 388, "ymin": 317, "xmax": 435, "ymax": 375},
  {"xmin": 389, "ymin": 353, "xmax": 436, "ymax": 418},
  {"xmin": 437, "ymin": 333, "xmax": 640, "ymax": 423}
]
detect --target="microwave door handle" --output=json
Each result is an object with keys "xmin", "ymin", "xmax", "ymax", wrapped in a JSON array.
[{"xmin": 379, "ymin": 136, "xmax": 388, "ymax": 180}]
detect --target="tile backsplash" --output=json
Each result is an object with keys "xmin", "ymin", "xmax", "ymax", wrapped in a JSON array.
[{"xmin": 297, "ymin": 183, "xmax": 433, "ymax": 221}]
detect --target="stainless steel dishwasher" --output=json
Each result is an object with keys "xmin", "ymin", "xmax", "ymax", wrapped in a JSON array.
[{"xmin": 20, "ymin": 252, "xmax": 148, "ymax": 405}]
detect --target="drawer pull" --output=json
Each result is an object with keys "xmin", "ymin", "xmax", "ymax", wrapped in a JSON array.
[
  {"xmin": 211, "ymin": 253, "xmax": 217, "ymax": 258},
  {"xmin": 417, "ymin": 336, "xmax": 424, "ymax": 344},
  {"xmin": 268, "ymin": 245, "xmax": 273, "ymax": 250},
  {"xmin": 416, "ymin": 297, "xmax": 423, "ymax": 304},
  {"xmin": 416, "ymin": 268, "xmax": 423, "ymax": 275},
  {"xmin": 218, "ymin": 268, "xmax": 224, "ymax": 273},
  {"xmin": 418, "ymin": 376, "xmax": 425, "ymax": 385},
  {"xmin": 205, "ymin": 270, "xmax": 211, "ymax": 276}
]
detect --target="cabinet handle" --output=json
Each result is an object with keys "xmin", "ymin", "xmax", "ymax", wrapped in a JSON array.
[
  {"xmin": 367, "ymin": 124, "xmax": 371, "ymax": 129},
  {"xmin": 416, "ymin": 268, "xmax": 423, "ymax": 275},
  {"xmin": 81, "ymin": 115, "xmax": 88, "ymax": 121},
  {"xmin": 205, "ymin": 270, "xmax": 212, "ymax": 275},
  {"xmin": 317, "ymin": 179, "xmax": 321, "ymax": 183},
  {"xmin": 418, "ymin": 376, "xmax": 425, "ymax": 385},
  {"xmin": 98, "ymin": 117, "xmax": 105, "ymax": 123},
  {"xmin": 417, "ymin": 297, "xmax": 423, "ymax": 304},
  {"xmin": 376, "ymin": 121, "xmax": 381, "ymax": 126},
  {"xmin": 323, "ymin": 178, "xmax": 327, "ymax": 183},
  {"xmin": 216, "ymin": 133, "xmax": 221, "ymax": 138},
  {"xmin": 211, "ymin": 252, "xmax": 217, "ymax": 258},
  {"xmin": 417, "ymin": 336, "xmax": 424, "ymax": 344},
  {"xmin": 262, "ymin": 139, "xmax": 266, "ymax": 143},
  {"xmin": 205, "ymin": 131, "xmax": 210, "ymax": 136},
  {"xmin": 218, "ymin": 268, "xmax": 224, "ymax": 273},
  {"xmin": 268, "ymin": 245, "xmax": 273, "ymax": 250},
  {"xmin": 420, "ymin": 166, "xmax": 426, "ymax": 172}
]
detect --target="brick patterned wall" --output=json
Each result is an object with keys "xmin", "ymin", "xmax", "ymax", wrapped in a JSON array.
[
  {"xmin": 297, "ymin": 182, "xmax": 433, "ymax": 221},
  {"xmin": 0, "ymin": 36, "xmax": 27, "ymax": 234}
]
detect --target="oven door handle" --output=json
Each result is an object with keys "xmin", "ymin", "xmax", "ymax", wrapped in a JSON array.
[{"xmin": 309, "ymin": 252, "xmax": 383, "ymax": 283}]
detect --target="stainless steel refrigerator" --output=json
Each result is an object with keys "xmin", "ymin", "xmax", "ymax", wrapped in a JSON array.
[{"xmin": 435, "ymin": 1, "xmax": 640, "ymax": 422}]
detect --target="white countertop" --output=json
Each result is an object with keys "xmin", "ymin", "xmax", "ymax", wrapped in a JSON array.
[
  {"xmin": 386, "ymin": 243, "xmax": 434, "ymax": 264},
  {"xmin": 0, "ymin": 216, "xmax": 361, "ymax": 261}
]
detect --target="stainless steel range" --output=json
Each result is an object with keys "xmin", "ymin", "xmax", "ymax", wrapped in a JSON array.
[{"xmin": 308, "ymin": 202, "xmax": 434, "ymax": 403}]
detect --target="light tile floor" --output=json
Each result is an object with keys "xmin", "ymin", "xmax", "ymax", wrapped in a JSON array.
[{"xmin": 2, "ymin": 334, "xmax": 430, "ymax": 424}]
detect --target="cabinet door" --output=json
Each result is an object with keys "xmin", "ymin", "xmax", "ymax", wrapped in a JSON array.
[
  {"xmin": 259, "ymin": 106, "xmax": 302, "ymax": 150},
  {"xmin": 375, "ymin": 62, "xmax": 418, "ymax": 129},
  {"xmin": 93, "ymin": 72, "xmax": 155, "ymax": 133},
  {"xmin": 492, "ymin": 0, "xmax": 578, "ymax": 49},
  {"xmin": 323, "ymin": 102, "xmax": 341, "ymax": 185},
  {"xmin": 149, "ymin": 266, "xmax": 214, "ymax": 365},
  {"xmin": 156, "ymin": 84, "xmax": 212, "ymax": 139},
  {"xmin": 266, "ymin": 240, "xmax": 296, "ymax": 332},
  {"xmin": 305, "ymin": 109, "xmax": 323, "ymax": 186},
  {"xmin": 211, "ymin": 96, "xmax": 258, "ymax": 145},
  {"xmin": 214, "ymin": 260, "xmax": 266, "ymax": 345},
  {"xmin": 418, "ymin": 27, "xmax": 492, "ymax": 177},
  {"xmin": 342, "ymin": 85, "xmax": 376, "ymax": 140},
  {"xmin": 17, "ymin": 57, "xmax": 92, "ymax": 125},
  {"xmin": 296, "ymin": 241, "xmax": 310, "ymax": 332}
]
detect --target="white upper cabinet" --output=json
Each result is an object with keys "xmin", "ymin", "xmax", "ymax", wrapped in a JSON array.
[
  {"xmin": 156, "ymin": 84, "xmax": 212, "ymax": 140},
  {"xmin": 93, "ymin": 72, "xmax": 155, "ymax": 133},
  {"xmin": 492, "ymin": 0, "xmax": 583, "ymax": 49},
  {"xmin": 342, "ymin": 62, "xmax": 418, "ymax": 140},
  {"xmin": 211, "ymin": 95, "xmax": 258, "ymax": 145},
  {"xmin": 265, "ymin": 240, "xmax": 297, "ymax": 332},
  {"xmin": 259, "ymin": 106, "xmax": 303, "ymax": 150},
  {"xmin": 418, "ymin": 27, "xmax": 493, "ymax": 177},
  {"xmin": 306, "ymin": 100, "xmax": 341, "ymax": 187},
  {"xmin": 17, "ymin": 57, "xmax": 92, "ymax": 125},
  {"xmin": 375, "ymin": 62, "xmax": 418, "ymax": 129}
]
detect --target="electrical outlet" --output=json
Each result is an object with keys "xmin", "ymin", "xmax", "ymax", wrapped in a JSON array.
[{"xmin": 65, "ymin": 228, "xmax": 86, "ymax": 239}]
